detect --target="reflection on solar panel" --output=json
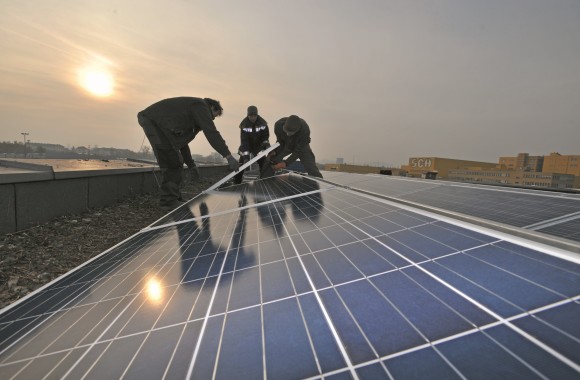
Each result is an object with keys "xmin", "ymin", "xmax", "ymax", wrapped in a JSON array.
[
  {"xmin": 1, "ymin": 173, "xmax": 579, "ymax": 379},
  {"xmin": 322, "ymin": 172, "xmax": 580, "ymax": 245}
]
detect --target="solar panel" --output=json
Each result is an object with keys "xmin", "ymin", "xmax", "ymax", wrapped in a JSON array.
[
  {"xmin": 321, "ymin": 172, "xmax": 580, "ymax": 244},
  {"xmin": 1, "ymin": 173, "xmax": 579, "ymax": 379},
  {"xmin": 535, "ymin": 217, "xmax": 580, "ymax": 242}
]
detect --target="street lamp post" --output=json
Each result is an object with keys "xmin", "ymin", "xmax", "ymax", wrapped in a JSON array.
[{"xmin": 21, "ymin": 132, "xmax": 29, "ymax": 158}]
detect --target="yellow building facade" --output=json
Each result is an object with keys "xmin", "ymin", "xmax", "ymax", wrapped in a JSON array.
[
  {"xmin": 448, "ymin": 168, "xmax": 574, "ymax": 189},
  {"xmin": 501, "ymin": 152, "xmax": 580, "ymax": 188},
  {"xmin": 401, "ymin": 157, "xmax": 498, "ymax": 179},
  {"xmin": 543, "ymin": 153, "xmax": 580, "ymax": 175},
  {"xmin": 323, "ymin": 163, "xmax": 405, "ymax": 176}
]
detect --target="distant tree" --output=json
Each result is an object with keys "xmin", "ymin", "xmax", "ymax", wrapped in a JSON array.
[{"xmin": 0, "ymin": 141, "xmax": 24, "ymax": 153}]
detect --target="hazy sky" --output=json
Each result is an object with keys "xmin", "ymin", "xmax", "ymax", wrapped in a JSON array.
[{"xmin": 1, "ymin": 0, "xmax": 579, "ymax": 166}]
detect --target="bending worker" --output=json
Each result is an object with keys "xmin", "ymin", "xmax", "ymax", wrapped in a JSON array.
[
  {"xmin": 233, "ymin": 105, "xmax": 270, "ymax": 184},
  {"xmin": 137, "ymin": 97, "xmax": 239, "ymax": 210},
  {"xmin": 265, "ymin": 115, "xmax": 323, "ymax": 178}
]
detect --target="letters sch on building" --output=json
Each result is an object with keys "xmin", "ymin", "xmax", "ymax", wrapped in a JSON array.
[
  {"xmin": 405, "ymin": 157, "xmax": 438, "ymax": 179},
  {"xmin": 410, "ymin": 158, "xmax": 433, "ymax": 169}
]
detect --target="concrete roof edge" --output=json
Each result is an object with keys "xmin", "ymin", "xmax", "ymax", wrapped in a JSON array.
[
  {"xmin": 53, "ymin": 167, "xmax": 158, "ymax": 180},
  {"xmin": 0, "ymin": 171, "xmax": 55, "ymax": 184},
  {"xmin": 0, "ymin": 159, "xmax": 53, "ymax": 172}
]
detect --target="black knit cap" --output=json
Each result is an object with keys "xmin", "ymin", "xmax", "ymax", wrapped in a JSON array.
[
  {"xmin": 247, "ymin": 105, "xmax": 258, "ymax": 116},
  {"xmin": 283, "ymin": 115, "xmax": 301, "ymax": 136}
]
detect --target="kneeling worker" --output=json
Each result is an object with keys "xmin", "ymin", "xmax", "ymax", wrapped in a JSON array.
[
  {"xmin": 137, "ymin": 97, "xmax": 239, "ymax": 210},
  {"xmin": 266, "ymin": 115, "xmax": 323, "ymax": 178}
]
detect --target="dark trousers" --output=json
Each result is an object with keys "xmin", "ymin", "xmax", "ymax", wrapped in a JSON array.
[
  {"xmin": 297, "ymin": 146, "xmax": 323, "ymax": 178},
  {"xmin": 137, "ymin": 112, "xmax": 183, "ymax": 206},
  {"xmin": 233, "ymin": 153, "xmax": 266, "ymax": 184}
]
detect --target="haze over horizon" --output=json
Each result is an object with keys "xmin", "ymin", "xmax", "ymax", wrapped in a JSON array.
[{"xmin": 1, "ymin": 0, "xmax": 579, "ymax": 167}]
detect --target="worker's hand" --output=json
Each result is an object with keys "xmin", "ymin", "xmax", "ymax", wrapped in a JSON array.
[
  {"xmin": 188, "ymin": 164, "xmax": 200, "ymax": 182},
  {"xmin": 242, "ymin": 155, "xmax": 250, "ymax": 164},
  {"xmin": 272, "ymin": 161, "xmax": 286, "ymax": 170},
  {"xmin": 261, "ymin": 141, "xmax": 271, "ymax": 151},
  {"xmin": 227, "ymin": 155, "xmax": 239, "ymax": 171}
]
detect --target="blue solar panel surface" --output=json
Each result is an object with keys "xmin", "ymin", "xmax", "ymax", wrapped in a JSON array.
[
  {"xmin": 1, "ymin": 173, "xmax": 579, "ymax": 379},
  {"xmin": 321, "ymin": 172, "xmax": 580, "ymax": 243}
]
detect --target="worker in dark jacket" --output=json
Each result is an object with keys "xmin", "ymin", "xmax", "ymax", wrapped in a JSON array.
[
  {"xmin": 137, "ymin": 97, "xmax": 239, "ymax": 210},
  {"xmin": 233, "ymin": 105, "xmax": 270, "ymax": 184},
  {"xmin": 264, "ymin": 115, "xmax": 322, "ymax": 178}
]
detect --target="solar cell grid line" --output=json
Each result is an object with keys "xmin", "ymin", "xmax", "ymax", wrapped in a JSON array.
[
  {"xmin": 525, "ymin": 210, "xmax": 580, "ymax": 231},
  {"xmin": 1, "ymin": 209, "xmax": 238, "ymax": 378},
  {"xmin": 325, "ymin": 174, "xmax": 580, "ymax": 250},
  {"xmin": 177, "ymin": 194, "xmax": 344, "ymax": 378},
  {"xmin": 537, "ymin": 218, "xmax": 580, "ymax": 242},
  {"xmin": 272, "ymin": 189, "xmax": 494, "ymax": 376},
  {"xmin": 326, "ymin": 172, "xmax": 580, "ymax": 227},
  {"xmin": 258, "ymin": 180, "xmax": 359, "ymax": 379},
  {"xmin": 0, "ymin": 219, "xmax": 201, "ymax": 375},
  {"xmin": 185, "ymin": 206, "xmax": 262, "ymax": 379},
  {"xmin": 333, "ymin": 172, "xmax": 580, "ymax": 200},
  {"xmin": 149, "ymin": 175, "xmax": 337, "ymax": 228},
  {"xmin": 215, "ymin": 191, "xmax": 327, "ymax": 379},
  {"xmin": 0, "ymin": 226, "xmax": 174, "ymax": 358},
  {"xmin": 149, "ymin": 184, "xmax": 251, "ymax": 227},
  {"xmin": 119, "ymin": 210, "xmax": 242, "ymax": 379},
  {"xmin": 348, "ymin": 185, "xmax": 580, "ymax": 267},
  {"xmin": 321, "ymin": 170, "xmax": 580, "ymax": 204},
  {"xmin": 290, "ymin": 186, "xmax": 580, "ymax": 376},
  {"xmin": 2, "ymin": 173, "xmax": 580, "ymax": 379},
  {"xmin": 288, "ymin": 191, "xmax": 516, "ymax": 376},
  {"xmin": 281, "ymin": 198, "xmax": 475, "ymax": 379},
  {"xmin": 0, "ymin": 227, "xmax": 158, "ymax": 323},
  {"xmin": 64, "ymin": 209, "xmax": 240, "ymax": 379},
  {"xmin": 201, "ymin": 200, "xmax": 268, "ymax": 379}
]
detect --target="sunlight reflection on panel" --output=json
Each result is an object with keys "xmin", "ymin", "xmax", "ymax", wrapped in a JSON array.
[{"xmin": 145, "ymin": 277, "xmax": 164, "ymax": 303}]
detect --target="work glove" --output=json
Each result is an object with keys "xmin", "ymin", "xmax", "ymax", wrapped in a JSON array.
[
  {"xmin": 227, "ymin": 155, "xmax": 240, "ymax": 171},
  {"xmin": 261, "ymin": 141, "xmax": 271, "ymax": 150},
  {"xmin": 242, "ymin": 155, "xmax": 250, "ymax": 164},
  {"xmin": 188, "ymin": 164, "xmax": 200, "ymax": 182},
  {"xmin": 272, "ymin": 161, "xmax": 286, "ymax": 170}
]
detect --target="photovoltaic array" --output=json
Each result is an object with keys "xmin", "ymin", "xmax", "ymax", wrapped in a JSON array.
[
  {"xmin": 322, "ymin": 172, "xmax": 580, "ymax": 244},
  {"xmin": 0, "ymin": 172, "xmax": 579, "ymax": 379}
]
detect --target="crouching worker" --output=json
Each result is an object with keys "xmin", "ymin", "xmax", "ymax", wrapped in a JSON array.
[
  {"xmin": 137, "ymin": 97, "xmax": 239, "ymax": 210},
  {"xmin": 262, "ymin": 115, "xmax": 323, "ymax": 179}
]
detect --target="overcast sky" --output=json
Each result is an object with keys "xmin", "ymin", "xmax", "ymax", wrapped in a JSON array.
[{"xmin": 1, "ymin": 0, "xmax": 579, "ymax": 166}]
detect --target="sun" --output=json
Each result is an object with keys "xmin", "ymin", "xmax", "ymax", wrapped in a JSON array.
[{"xmin": 78, "ymin": 67, "xmax": 114, "ymax": 97}]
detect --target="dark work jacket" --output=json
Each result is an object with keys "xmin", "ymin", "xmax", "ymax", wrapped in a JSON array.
[
  {"xmin": 239, "ymin": 116, "xmax": 269, "ymax": 156},
  {"xmin": 273, "ymin": 117, "xmax": 312, "ymax": 165},
  {"xmin": 139, "ymin": 97, "xmax": 231, "ymax": 158}
]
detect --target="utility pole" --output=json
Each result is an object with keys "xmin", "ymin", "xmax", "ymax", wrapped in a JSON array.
[{"xmin": 21, "ymin": 132, "xmax": 29, "ymax": 158}]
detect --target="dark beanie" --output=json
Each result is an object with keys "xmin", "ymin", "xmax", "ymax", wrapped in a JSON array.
[
  {"xmin": 247, "ymin": 105, "xmax": 258, "ymax": 116},
  {"xmin": 283, "ymin": 115, "xmax": 301, "ymax": 136}
]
